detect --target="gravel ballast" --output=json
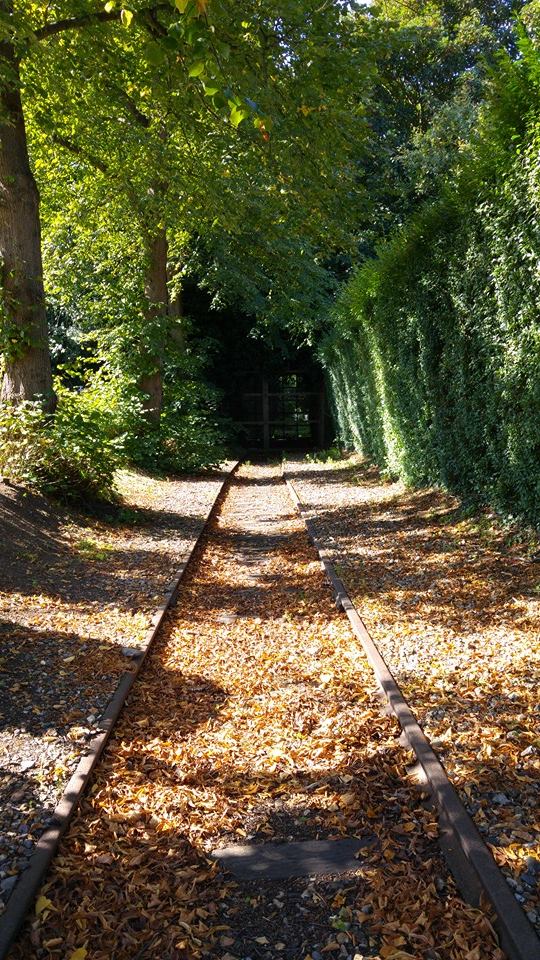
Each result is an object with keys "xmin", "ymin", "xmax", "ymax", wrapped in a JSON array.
[
  {"xmin": 10, "ymin": 465, "xmax": 503, "ymax": 960},
  {"xmin": 286, "ymin": 455, "xmax": 540, "ymax": 936},
  {"xmin": 0, "ymin": 467, "xmax": 231, "ymax": 913}
]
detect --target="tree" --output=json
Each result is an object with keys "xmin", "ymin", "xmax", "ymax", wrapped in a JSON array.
[
  {"xmin": 3, "ymin": 0, "xmax": 370, "ymax": 414},
  {"xmin": 0, "ymin": 0, "xmax": 54, "ymax": 407},
  {"xmin": 348, "ymin": 0, "xmax": 525, "ymax": 253},
  {"xmin": 0, "ymin": 1, "xmax": 190, "ymax": 410},
  {"xmin": 22, "ymin": 0, "xmax": 371, "ymax": 409}
]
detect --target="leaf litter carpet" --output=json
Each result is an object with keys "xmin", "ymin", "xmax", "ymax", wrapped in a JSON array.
[
  {"xmin": 0, "ymin": 468, "xmax": 229, "ymax": 915},
  {"xmin": 12, "ymin": 465, "xmax": 503, "ymax": 960},
  {"xmin": 286, "ymin": 456, "xmax": 540, "ymax": 935}
]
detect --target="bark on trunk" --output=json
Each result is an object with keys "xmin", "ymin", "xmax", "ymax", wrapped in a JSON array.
[
  {"xmin": 138, "ymin": 229, "xmax": 168, "ymax": 424},
  {"xmin": 0, "ymin": 16, "xmax": 54, "ymax": 410}
]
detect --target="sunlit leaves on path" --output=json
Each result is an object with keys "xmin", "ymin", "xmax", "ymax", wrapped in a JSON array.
[
  {"xmin": 289, "ymin": 455, "xmax": 540, "ymax": 934},
  {"xmin": 13, "ymin": 466, "xmax": 503, "ymax": 959}
]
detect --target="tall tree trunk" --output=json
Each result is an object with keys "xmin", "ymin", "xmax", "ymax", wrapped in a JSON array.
[
  {"xmin": 138, "ymin": 229, "xmax": 168, "ymax": 424},
  {"xmin": 0, "ymin": 13, "xmax": 54, "ymax": 410}
]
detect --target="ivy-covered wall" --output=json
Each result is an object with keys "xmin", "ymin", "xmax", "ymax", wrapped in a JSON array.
[{"xmin": 323, "ymin": 52, "xmax": 540, "ymax": 525}]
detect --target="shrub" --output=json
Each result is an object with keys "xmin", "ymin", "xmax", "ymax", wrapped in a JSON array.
[
  {"xmin": 125, "ymin": 408, "xmax": 226, "ymax": 475},
  {"xmin": 0, "ymin": 386, "xmax": 124, "ymax": 502},
  {"xmin": 305, "ymin": 445, "xmax": 345, "ymax": 464},
  {"xmin": 119, "ymin": 348, "xmax": 228, "ymax": 474}
]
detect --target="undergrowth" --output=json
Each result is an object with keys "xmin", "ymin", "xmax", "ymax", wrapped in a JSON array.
[{"xmin": 0, "ymin": 389, "xmax": 122, "ymax": 503}]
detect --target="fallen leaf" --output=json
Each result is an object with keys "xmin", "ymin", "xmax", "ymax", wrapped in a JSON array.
[{"xmin": 35, "ymin": 896, "xmax": 53, "ymax": 917}]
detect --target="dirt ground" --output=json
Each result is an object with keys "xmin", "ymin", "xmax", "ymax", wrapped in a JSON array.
[
  {"xmin": 286, "ymin": 454, "xmax": 540, "ymax": 935},
  {"xmin": 11, "ymin": 465, "xmax": 503, "ymax": 960},
  {"xmin": 0, "ymin": 467, "xmax": 229, "ymax": 914}
]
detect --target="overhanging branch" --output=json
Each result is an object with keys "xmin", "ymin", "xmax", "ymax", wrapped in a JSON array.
[
  {"xmin": 34, "ymin": 5, "xmax": 169, "ymax": 41},
  {"xmin": 52, "ymin": 131, "xmax": 109, "ymax": 174},
  {"xmin": 51, "ymin": 129, "xmax": 147, "ymax": 226}
]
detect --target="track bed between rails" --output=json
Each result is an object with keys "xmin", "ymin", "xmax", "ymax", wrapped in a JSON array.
[
  {"xmin": 11, "ymin": 466, "xmax": 503, "ymax": 960},
  {"xmin": 285, "ymin": 455, "xmax": 540, "ymax": 938}
]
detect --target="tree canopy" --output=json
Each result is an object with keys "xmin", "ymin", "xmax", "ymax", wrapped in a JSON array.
[{"xmin": 1, "ymin": 0, "xmax": 538, "ymax": 519}]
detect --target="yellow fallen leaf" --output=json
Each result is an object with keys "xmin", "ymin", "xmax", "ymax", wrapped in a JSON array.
[
  {"xmin": 35, "ymin": 895, "xmax": 53, "ymax": 916},
  {"xmin": 68, "ymin": 948, "xmax": 88, "ymax": 960}
]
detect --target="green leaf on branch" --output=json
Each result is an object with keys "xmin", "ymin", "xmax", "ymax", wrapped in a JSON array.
[
  {"xmin": 230, "ymin": 106, "xmax": 250, "ymax": 128},
  {"xmin": 188, "ymin": 61, "xmax": 206, "ymax": 77},
  {"xmin": 216, "ymin": 41, "xmax": 231, "ymax": 60},
  {"xmin": 144, "ymin": 42, "xmax": 167, "ymax": 66},
  {"xmin": 120, "ymin": 9, "xmax": 134, "ymax": 27}
]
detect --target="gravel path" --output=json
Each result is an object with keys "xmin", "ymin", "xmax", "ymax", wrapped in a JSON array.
[
  {"xmin": 0, "ymin": 467, "xmax": 231, "ymax": 914},
  {"xmin": 286, "ymin": 455, "xmax": 540, "ymax": 934},
  {"xmin": 11, "ymin": 465, "xmax": 502, "ymax": 960}
]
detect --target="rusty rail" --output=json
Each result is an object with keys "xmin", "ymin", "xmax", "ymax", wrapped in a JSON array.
[
  {"xmin": 0, "ymin": 463, "xmax": 238, "ymax": 960},
  {"xmin": 283, "ymin": 468, "xmax": 540, "ymax": 960}
]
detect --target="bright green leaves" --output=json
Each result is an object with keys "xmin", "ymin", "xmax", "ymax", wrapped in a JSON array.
[
  {"xmin": 181, "ymin": 37, "xmax": 257, "ymax": 131},
  {"xmin": 230, "ymin": 105, "xmax": 250, "ymax": 128},
  {"xmin": 120, "ymin": 9, "xmax": 134, "ymax": 28},
  {"xmin": 188, "ymin": 60, "xmax": 205, "ymax": 77},
  {"xmin": 174, "ymin": 0, "xmax": 208, "ymax": 17},
  {"xmin": 104, "ymin": 0, "xmax": 135, "ymax": 26},
  {"xmin": 224, "ymin": 90, "xmax": 260, "ymax": 130},
  {"xmin": 23, "ymin": 0, "xmax": 373, "ymax": 366}
]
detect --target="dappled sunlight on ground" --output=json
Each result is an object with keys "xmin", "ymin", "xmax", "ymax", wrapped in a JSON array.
[
  {"xmin": 11, "ymin": 466, "xmax": 503, "ymax": 960},
  {"xmin": 0, "ymin": 469, "xmax": 226, "ymax": 916},
  {"xmin": 288, "ymin": 455, "xmax": 540, "ymax": 931}
]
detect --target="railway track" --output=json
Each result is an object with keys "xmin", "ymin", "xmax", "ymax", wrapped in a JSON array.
[
  {"xmin": 283, "ymin": 467, "xmax": 540, "ymax": 960},
  {"xmin": 3, "ymin": 464, "xmax": 537, "ymax": 959}
]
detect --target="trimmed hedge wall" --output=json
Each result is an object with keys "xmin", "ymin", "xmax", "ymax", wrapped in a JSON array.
[{"xmin": 324, "ymin": 52, "xmax": 540, "ymax": 525}]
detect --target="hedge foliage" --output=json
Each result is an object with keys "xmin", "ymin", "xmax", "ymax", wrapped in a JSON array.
[{"xmin": 324, "ymin": 43, "xmax": 540, "ymax": 526}]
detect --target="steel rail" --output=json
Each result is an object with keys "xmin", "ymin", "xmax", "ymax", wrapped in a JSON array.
[
  {"xmin": 283, "ymin": 468, "xmax": 540, "ymax": 960},
  {"xmin": 0, "ymin": 463, "xmax": 238, "ymax": 960}
]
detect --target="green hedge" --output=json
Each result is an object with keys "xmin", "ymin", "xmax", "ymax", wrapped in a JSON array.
[{"xmin": 324, "ymin": 50, "xmax": 540, "ymax": 525}]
